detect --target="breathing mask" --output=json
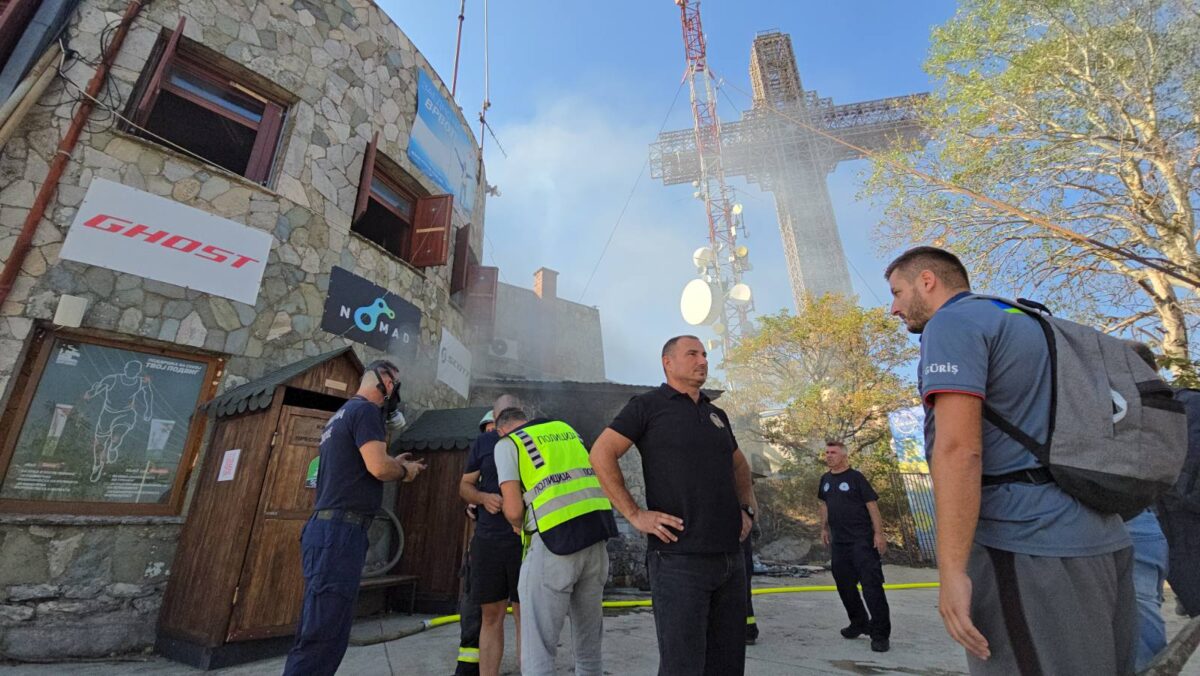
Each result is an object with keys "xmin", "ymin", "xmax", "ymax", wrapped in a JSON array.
[{"xmin": 371, "ymin": 362, "xmax": 407, "ymax": 429}]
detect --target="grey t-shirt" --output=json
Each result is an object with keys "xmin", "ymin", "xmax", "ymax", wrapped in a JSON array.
[
  {"xmin": 494, "ymin": 437, "xmax": 535, "ymax": 532},
  {"xmin": 920, "ymin": 293, "xmax": 1129, "ymax": 557}
]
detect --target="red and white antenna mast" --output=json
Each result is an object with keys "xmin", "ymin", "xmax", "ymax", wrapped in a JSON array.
[{"xmin": 675, "ymin": 0, "xmax": 752, "ymax": 359}]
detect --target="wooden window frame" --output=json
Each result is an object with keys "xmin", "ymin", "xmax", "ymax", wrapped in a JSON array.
[
  {"xmin": 352, "ymin": 132, "xmax": 454, "ymax": 269},
  {"xmin": 130, "ymin": 19, "xmax": 286, "ymax": 185},
  {"xmin": 0, "ymin": 326, "xmax": 222, "ymax": 516}
]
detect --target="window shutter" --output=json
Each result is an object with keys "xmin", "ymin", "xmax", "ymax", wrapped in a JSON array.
[
  {"xmin": 466, "ymin": 264, "xmax": 499, "ymax": 337},
  {"xmin": 352, "ymin": 131, "xmax": 379, "ymax": 225},
  {"xmin": 409, "ymin": 194, "xmax": 453, "ymax": 268},
  {"xmin": 245, "ymin": 102, "xmax": 284, "ymax": 184},
  {"xmin": 134, "ymin": 17, "xmax": 186, "ymax": 125},
  {"xmin": 450, "ymin": 224, "xmax": 473, "ymax": 295}
]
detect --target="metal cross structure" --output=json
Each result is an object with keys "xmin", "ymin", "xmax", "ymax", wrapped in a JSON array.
[
  {"xmin": 651, "ymin": 30, "xmax": 927, "ymax": 311},
  {"xmin": 673, "ymin": 0, "xmax": 752, "ymax": 357}
]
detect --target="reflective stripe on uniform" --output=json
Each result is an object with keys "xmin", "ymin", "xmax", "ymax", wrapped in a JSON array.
[
  {"xmin": 522, "ymin": 467, "xmax": 597, "ymax": 503},
  {"xmin": 457, "ymin": 647, "xmax": 480, "ymax": 663},
  {"xmin": 746, "ymin": 615, "xmax": 756, "ymax": 625},
  {"xmin": 512, "ymin": 429, "xmax": 545, "ymax": 468}
]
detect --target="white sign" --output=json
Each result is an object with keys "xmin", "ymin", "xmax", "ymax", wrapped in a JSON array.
[
  {"xmin": 436, "ymin": 328, "xmax": 472, "ymax": 399},
  {"xmin": 217, "ymin": 449, "xmax": 241, "ymax": 482},
  {"xmin": 60, "ymin": 178, "xmax": 273, "ymax": 305}
]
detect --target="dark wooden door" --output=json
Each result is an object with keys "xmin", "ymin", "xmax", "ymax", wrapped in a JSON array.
[
  {"xmin": 396, "ymin": 449, "xmax": 469, "ymax": 606},
  {"xmin": 226, "ymin": 406, "xmax": 330, "ymax": 641}
]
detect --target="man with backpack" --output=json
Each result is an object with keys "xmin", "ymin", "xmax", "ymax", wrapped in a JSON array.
[{"xmin": 885, "ymin": 246, "xmax": 1137, "ymax": 675}]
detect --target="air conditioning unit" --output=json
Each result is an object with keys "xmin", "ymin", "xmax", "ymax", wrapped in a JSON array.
[{"xmin": 488, "ymin": 338, "xmax": 520, "ymax": 361}]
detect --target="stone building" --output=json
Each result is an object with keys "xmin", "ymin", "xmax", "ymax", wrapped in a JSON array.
[
  {"xmin": 477, "ymin": 267, "xmax": 607, "ymax": 382},
  {"xmin": 0, "ymin": 0, "xmax": 490, "ymax": 659}
]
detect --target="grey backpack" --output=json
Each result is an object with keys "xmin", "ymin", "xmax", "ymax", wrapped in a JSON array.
[{"xmin": 974, "ymin": 295, "xmax": 1187, "ymax": 516}]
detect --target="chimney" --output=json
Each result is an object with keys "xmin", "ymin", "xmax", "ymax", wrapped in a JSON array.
[{"xmin": 533, "ymin": 267, "xmax": 558, "ymax": 301}]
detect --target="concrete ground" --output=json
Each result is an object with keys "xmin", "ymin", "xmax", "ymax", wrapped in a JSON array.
[{"xmin": 5, "ymin": 566, "xmax": 1198, "ymax": 675}]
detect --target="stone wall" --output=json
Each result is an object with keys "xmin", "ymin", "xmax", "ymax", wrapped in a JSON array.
[
  {"xmin": 0, "ymin": 0, "xmax": 487, "ymax": 659},
  {"xmin": 0, "ymin": 516, "xmax": 179, "ymax": 659}
]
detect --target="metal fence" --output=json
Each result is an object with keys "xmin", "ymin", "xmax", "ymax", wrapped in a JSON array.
[{"xmin": 888, "ymin": 471, "xmax": 937, "ymax": 565}]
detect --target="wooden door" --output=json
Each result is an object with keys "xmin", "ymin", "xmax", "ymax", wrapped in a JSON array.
[
  {"xmin": 395, "ymin": 449, "xmax": 469, "ymax": 605},
  {"xmin": 226, "ymin": 406, "xmax": 330, "ymax": 641}
]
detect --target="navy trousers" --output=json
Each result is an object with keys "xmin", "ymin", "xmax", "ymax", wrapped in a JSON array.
[
  {"xmin": 831, "ymin": 540, "xmax": 890, "ymax": 640},
  {"xmin": 283, "ymin": 516, "xmax": 369, "ymax": 676}
]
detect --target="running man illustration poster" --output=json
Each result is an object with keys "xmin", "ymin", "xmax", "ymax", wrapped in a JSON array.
[{"xmin": 0, "ymin": 339, "xmax": 207, "ymax": 504}]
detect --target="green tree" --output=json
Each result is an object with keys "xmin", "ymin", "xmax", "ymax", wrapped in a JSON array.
[
  {"xmin": 721, "ymin": 296, "xmax": 919, "ymax": 543},
  {"xmin": 723, "ymin": 295, "xmax": 918, "ymax": 462},
  {"xmin": 864, "ymin": 0, "xmax": 1200, "ymax": 382}
]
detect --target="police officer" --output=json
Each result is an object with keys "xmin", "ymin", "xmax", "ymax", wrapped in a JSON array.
[
  {"xmin": 283, "ymin": 360, "xmax": 426, "ymax": 676},
  {"xmin": 493, "ymin": 407, "xmax": 617, "ymax": 676},
  {"xmin": 818, "ymin": 439, "xmax": 890, "ymax": 653}
]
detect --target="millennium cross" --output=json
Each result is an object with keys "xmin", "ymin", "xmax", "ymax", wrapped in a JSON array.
[{"xmin": 650, "ymin": 31, "xmax": 927, "ymax": 308}]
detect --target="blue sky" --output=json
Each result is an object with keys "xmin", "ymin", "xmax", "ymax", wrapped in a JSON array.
[{"xmin": 378, "ymin": 1, "xmax": 958, "ymax": 385}]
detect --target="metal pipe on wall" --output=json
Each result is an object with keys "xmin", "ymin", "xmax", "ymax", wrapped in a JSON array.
[{"xmin": 0, "ymin": 0, "xmax": 146, "ymax": 307}]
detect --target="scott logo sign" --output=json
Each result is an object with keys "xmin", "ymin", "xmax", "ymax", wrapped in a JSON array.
[{"xmin": 82, "ymin": 214, "xmax": 261, "ymax": 269}]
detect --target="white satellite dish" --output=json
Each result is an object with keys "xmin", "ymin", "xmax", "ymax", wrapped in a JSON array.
[
  {"xmin": 728, "ymin": 283, "xmax": 752, "ymax": 305},
  {"xmin": 692, "ymin": 247, "xmax": 715, "ymax": 269},
  {"xmin": 712, "ymin": 321, "xmax": 727, "ymax": 335},
  {"xmin": 680, "ymin": 279, "xmax": 721, "ymax": 326}
]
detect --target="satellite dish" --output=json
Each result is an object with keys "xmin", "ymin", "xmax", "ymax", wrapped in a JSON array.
[
  {"xmin": 692, "ymin": 247, "xmax": 714, "ymax": 268},
  {"xmin": 680, "ymin": 279, "xmax": 721, "ymax": 326},
  {"xmin": 735, "ymin": 245, "xmax": 749, "ymax": 258},
  {"xmin": 729, "ymin": 283, "xmax": 752, "ymax": 304},
  {"xmin": 731, "ymin": 203, "xmax": 744, "ymax": 215},
  {"xmin": 712, "ymin": 321, "xmax": 726, "ymax": 335}
]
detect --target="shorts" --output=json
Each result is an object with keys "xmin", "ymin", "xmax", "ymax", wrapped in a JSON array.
[{"xmin": 468, "ymin": 534, "xmax": 521, "ymax": 605}]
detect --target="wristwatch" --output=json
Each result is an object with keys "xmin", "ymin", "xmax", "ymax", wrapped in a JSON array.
[{"xmin": 740, "ymin": 504, "xmax": 755, "ymax": 521}]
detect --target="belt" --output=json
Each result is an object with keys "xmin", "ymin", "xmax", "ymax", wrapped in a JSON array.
[
  {"xmin": 314, "ymin": 509, "xmax": 374, "ymax": 528},
  {"xmin": 981, "ymin": 467, "xmax": 1054, "ymax": 486}
]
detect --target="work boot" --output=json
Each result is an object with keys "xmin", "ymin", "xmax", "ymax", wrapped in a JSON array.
[
  {"xmin": 870, "ymin": 638, "xmax": 890, "ymax": 652},
  {"xmin": 840, "ymin": 624, "xmax": 868, "ymax": 639},
  {"xmin": 745, "ymin": 622, "xmax": 759, "ymax": 645}
]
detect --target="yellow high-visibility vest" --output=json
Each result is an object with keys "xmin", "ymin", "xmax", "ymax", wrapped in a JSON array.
[{"xmin": 507, "ymin": 421, "xmax": 612, "ymax": 534}]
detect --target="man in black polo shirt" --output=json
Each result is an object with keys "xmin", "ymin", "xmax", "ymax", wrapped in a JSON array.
[
  {"xmin": 283, "ymin": 360, "xmax": 426, "ymax": 676},
  {"xmin": 458, "ymin": 394, "xmax": 522, "ymax": 676},
  {"xmin": 818, "ymin": 439, "xmax": 890, "ymax": 653},
  {"xmin": 593, "ymin": 335, "xmax": 758, "ymax": 676}
]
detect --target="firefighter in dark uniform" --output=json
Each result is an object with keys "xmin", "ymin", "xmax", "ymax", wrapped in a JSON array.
[
  {"xmin": 283, "ymin": 360, "xmax": 426, "ymax": 676},
  {"xmin": 454, "ymin": 410, "xmax": 493, "ymax": 674}
]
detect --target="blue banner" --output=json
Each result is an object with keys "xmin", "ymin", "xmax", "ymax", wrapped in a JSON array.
[
  {"xmin": 888, "ymin": 405, "xmax": 926, "ymax": 469},
  {"xmin": 408, "ymin": 69, "xmax": 477, "ymax": 220}
]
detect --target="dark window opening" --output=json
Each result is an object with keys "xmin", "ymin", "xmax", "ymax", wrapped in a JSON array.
[
  {"xmin": 128, "ymin": 19, "xmax": 286, "ymax": 185},
  {"xmin": 144, "ymin": 89, "xmax": 258, "ymax": 176},
  {"xmin": 354, "ymin": 193, "xmax": 413, "ymax": 260}
]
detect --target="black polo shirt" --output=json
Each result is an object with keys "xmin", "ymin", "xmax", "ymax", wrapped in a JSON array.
[
  {"xmin": 817, "ymin": 468, "xmax": 878, "ymax": 544},
  {"xmin": 608, "ymin": 383, "xmax": 741, "ymax": 554}
]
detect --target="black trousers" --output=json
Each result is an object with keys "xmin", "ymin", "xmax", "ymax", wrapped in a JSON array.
[
  {"xmin": 455, "ymin": 546, "xmax": 482, "ymax": 675},
  {"xmin": 649, "ymin": 550, "xmax": 747, "ymax": 676},
  {"xmin": 831, "ymin": 540, "xmax": 890, "ymax": 640}
]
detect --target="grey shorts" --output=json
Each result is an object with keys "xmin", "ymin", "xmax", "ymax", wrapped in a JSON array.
[{"xmin": 966, "ymin": 542, "xmax": 1136, "ymax": 675}]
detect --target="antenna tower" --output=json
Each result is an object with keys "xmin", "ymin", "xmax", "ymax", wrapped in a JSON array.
[{"xmin": 674, "ymin": 0, "xmax": 751, "ymax": 359}]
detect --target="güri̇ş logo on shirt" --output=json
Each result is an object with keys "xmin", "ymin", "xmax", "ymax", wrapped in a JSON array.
[{"xmin": 923, "ymin": 361, "xmax": 960, "ymax": 376}]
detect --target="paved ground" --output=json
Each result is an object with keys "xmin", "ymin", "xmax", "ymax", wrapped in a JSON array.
[{"xmin": 5, "ymin": 566, "xmax": 1198, "ymax": 675}]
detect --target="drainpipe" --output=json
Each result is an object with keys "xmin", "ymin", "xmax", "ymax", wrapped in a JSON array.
[{"xmin": 0, "ymin": 0, "xmax": 145, "ymax": 307}]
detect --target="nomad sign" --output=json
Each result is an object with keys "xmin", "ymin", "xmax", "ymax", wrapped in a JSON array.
[
  {"xmin": 320, "ymin": 266, "xmax": 421, "ymax": 358},
  {"xmin": 60, "ymin": 178, "xmax": 273, "ymax": 305}
]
